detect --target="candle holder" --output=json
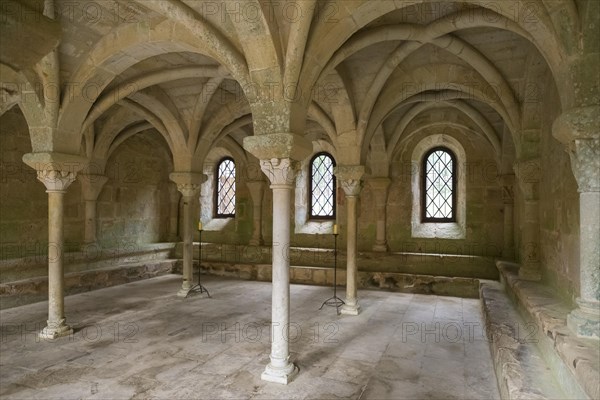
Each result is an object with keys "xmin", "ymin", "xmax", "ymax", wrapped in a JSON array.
[
  {"xmin": 187, "ymin": 223, "xmax": 210, "ymax": 298},
  {"xmin": 319, "ymin": 224, "xmax": 344, "ymax": 314}
]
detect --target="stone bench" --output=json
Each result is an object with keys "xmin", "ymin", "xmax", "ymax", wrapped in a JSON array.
[
  {"xmin": 178, "ymin": 260, "xmax": 482, "ymax": 298},
  {"xmin": 481, "ymin": 261, "xmax": 599, "ymax": 399}
]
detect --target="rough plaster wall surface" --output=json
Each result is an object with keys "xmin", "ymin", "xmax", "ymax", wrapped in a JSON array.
[{"xmin": 97, "ymin": 132, "xmax": 172, "ymax": 248}]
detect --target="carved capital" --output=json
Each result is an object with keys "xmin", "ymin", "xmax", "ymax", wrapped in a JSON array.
[
  {"xmin": 568, "ymin": 139, "xmax": 600, "ymax": 192},
  {"xmin": 340, "ymin": 179, "xmax": 362, "ymax": 197},
  {"xmin": 513, "ymin": 159, "xmax": 540, "ymax": 200},
  {"xmin": 170, "ymin": 172, "xmax": 205, "ymax": 198},
  {"xmin": 260, "ymin": 158, "xmax": 299, "ymax": 187},
  {"xmin": 176, "ymin": 183, "xmax": 201, "ymax": 198},
  {"xmin": 336, "ymin": 165, "xmax": 365, "ymax": 197},
  {"xmin": 37, "ymin": 169, "xmax": 77, "ymax": 192}
]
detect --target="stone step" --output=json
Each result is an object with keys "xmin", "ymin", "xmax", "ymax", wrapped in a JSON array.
[
  {"xmin": 178, "ymin": 260, "xmax": 482, "ymax": 298},
  {"xmin": 0, "ymin": 243, "xmax": 177, "ymax": 283},
  {"xmin": 176, "ymin": 242, "xmax": 499, "ymax": 280},
  {"xmin": 480, "ymin": 281, "xmax": 568, "ymax": 399},
  {"xmin": 496, "ymin": 262, "xmax": 599, "ymax": 399},
  {"xmin": 0, "ymin": 259, "xmax": 178, "ymax": 309}
]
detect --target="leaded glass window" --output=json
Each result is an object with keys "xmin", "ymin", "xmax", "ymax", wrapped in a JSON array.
[
  {"xmin": 215, "ymin": 158, "xmax": 236, "ymax": 217},
  {"xmin": 310, "ymin": 153, "xmax": 336, "ymax": 219},
  {"xmin": 422, "ymin": 147, "xmax": 456, "ymax": 222}
]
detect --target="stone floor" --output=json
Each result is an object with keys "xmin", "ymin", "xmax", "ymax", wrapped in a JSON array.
[{"xmin": 0, "ymin": 275, "xmax": 500, "ymax": 399}]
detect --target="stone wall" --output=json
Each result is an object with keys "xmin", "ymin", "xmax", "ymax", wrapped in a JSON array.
[
  {"xmin": 0, "ymin": 106, "xmax": 174, "ymax": 264},
  {"xmin": 538, "ymin": 74, "xmax": 581, "ymax": 303},
  {"xmin": 97, "ymin": 132, "xmax": 173, "ymax": 248}
]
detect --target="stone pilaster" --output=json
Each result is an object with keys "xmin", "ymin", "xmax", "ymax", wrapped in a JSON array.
[
  {"xmin": 553, "ymin": 106, "xmax": 600, "ymax": 339},
  {"xmin": 22, "ymin": 152, "xmax": 87, "ymax": 339},
  {"xmin": 368, "ymin": 177, "xmax": 391, "ymax": 252},
  {"xmin": 167, "ymin": 183, "xmax": 180, "ymax": 242},
  {"xmin": 335, "ymin": 165, "xmax": 365, "ymax": 316},
  {"xmin": 513, "ymin": 159, "xmax": 542, "ymax": 281},
  {"xmin": 170, "ymin": 172, "xmax": 205, "ymax": 297},
  {"xmin": 246, "ymin": 180, "xmax": 266, "ymax": 246},
  {"xmin": 501, "ymin": 175, "xmax": 515, "ymax": 260},
  {"xmin": 79, "ymin": 174, "xmax": 108, "ymax": 245}
]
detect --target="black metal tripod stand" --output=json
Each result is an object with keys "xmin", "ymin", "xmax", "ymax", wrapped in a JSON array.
[
  {"xmin": 319, "ymin": 227, "xmax": 344, "ymax": 313},
  {"xmin": 187, "ymin": 225, "xmax": 210, "ymax": 298}
]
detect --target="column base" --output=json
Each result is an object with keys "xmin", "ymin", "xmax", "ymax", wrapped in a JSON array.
[
  {"xmin": 249, "ymin": 238, "xmax": 264, "ymax": 246},
  {"xmin": 39, "ymin": 319, "xmax": 73, "ymax": 339},
  {"xmin": 372, "ymin": 243, "xmax": 388, "ymax": 252},
  {"xmin": 340, "ymin": 302, "xmax": 361, "ymax": 316},
  {"xmin": 177, "ymin": 282, "xmax": 193, "ymax": 297},
  {"xmin": 261, "ymin": 362, "xmax": 298, "ymax": 384},
  {"xmin": 567, "ymin": 299, "xmax": 600, "ymax": 339},
  {"xmin": 518, "ymin": 267, "xmax": 541, "ymax": 281}
]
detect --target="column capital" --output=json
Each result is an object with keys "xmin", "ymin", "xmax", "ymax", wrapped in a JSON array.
[
  {"xmin": 567, "ymin": 139, "xmax": 600, "ymax": 193},
  {"xmin": 335, "ymin": 165, "xmax": 365, "ymax": 197},
  {"xmin": 170, "ymin": 172, "xmax": 206, "ymax": 197},
  {"xmin": 552, "ymin": 106, "xmax": 600, "ymax": 145},
  {"xmin": 260, "ymin": 158, "xmax": 300, "ymax": 187},
  {"xmin": 78, "ymin": 174, "xmax": 109, "ymax": 201},
  {"xmin": 243, "ymin": 133, "xmax": 312, "ymax": 162},
  {"xmin": 22, "ymin": 152, "xmax": 88, "ymax": 192},
  {"xmin": 513, "ymin": 159, "xmax": 540, "ymax": 200}
]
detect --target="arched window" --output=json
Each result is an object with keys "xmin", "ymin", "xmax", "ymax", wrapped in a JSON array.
[
  {"xmin": 422, "ymin": 147, "xmax": 456, "ymax": 222},
  {"xmin": 215, "ymin": 157, "xmax": 236, "ymax": 218},
  {"xmin": 309, "ymin": 152, "xmax": 336, "ymax": 219}
]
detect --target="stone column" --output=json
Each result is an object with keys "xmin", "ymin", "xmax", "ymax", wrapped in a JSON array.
[
  {"xmin": 167, "ymin": 183, "xmax": 180, "ymax": 242},
  {"xmin": 246, "ymin": 180, "xmax": 266, "ymax": 246},
  {"xmin": 79, "ymin": 174, "xmax": 108, "ymax": 245},
  {"xmin": 336, "ymin": 165, "xmax": 365, "ymax": 315},
  {"xmin": 259, "ymin": 158, "xmax": 300, "ymax": 383},
  {"xmin": 243, "ymin": 132, "xmax": 311, "ymax": 385},
  {"xmin": 501, "ymin": 175, "xmax": 515, "ymax": 259},
  {"xmin": 553, "ymin": 107, "xmax": 600, "ymax": 339},
  {"xmin": 513, "ymin": 159, "xmax": 542, "ymax": 281},
  {"xmin": 23, "ymin": 152, "xmax": 87, "ymax": 339},
  {"xmin": 170, "ymin": 172, "xmax": 204, "ymax": 297},
  {"xmin": 369, "ymin": 177, "xmax": 391, "ymax": 252}
]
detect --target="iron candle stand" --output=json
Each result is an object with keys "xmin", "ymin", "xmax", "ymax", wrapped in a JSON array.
[
  {"xmin": 187, "ymin": 222, "xmax": 210, "ymax": 298},
  {"xmin": 319, "ymin": 224, "xmax": 344, "ymax": 313}
]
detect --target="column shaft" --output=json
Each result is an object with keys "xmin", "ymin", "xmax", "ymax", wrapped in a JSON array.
[
  {"xmin": 344, "ymin": 195, "xmax": 359, "ymax": 309},
  {"xmin": 40, "ymin": 190, "xmax": 73, "ymax": 339},
  {"xmin": 178, "ymin": 196, "xmax": 194, "ymax": 296},
  {"xmin": 84, "ymin": 199, "xmax": 97, "ymax": 244},
  {"xmin": 502, "ymin": 203, "xmax": 515, "ymax": 259},
  {"xmin": 269, "ymin": 185, "xmax": 292, "ymax": 369}
]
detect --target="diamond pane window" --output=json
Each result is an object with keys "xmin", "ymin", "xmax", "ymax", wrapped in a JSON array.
[
  {"xmin": 310, "ymin": 153, "xmax": 336, "ymax": 219},
  {"xmin": 422, "ymin": 147, "xmax": 456, "ymax": 222},
  {"xmin": 215, "ymin": 158, "xmax": 236, "ymax": 217}
]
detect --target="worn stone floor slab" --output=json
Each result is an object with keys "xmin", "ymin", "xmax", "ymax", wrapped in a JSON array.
[{"xmin": 0, "ymin": 275, "xmax": 500, "ymax": 399}]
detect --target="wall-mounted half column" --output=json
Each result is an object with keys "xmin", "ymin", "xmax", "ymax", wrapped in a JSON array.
[
  {"xmin": 514, "ymin": 159, "xmax": 542, "ymax": 281},
  {"xmin": 500, "ymin": 174, "xmax": 515, "ymax": 260},
  {"xmin": 335, "ymin": 165, "xmax": 365, "ymax": 315},
  {"xmin": 23, "ymin": 152, "xmax": 87, "ymax": 339},
  {"xmin": 170, "ymin": 172, "xmax": 205, "ymax": 297},
  {"xmin": 246, "ymin": 180, "xmax": 266, "ymax": 246},
  {"xmin": 369, "ymin": 177, "xmax": 391, "ymax": 252},
  {"xmin": 554, "ymin": 107, "xmax": 600, "ymax": 339},
  {"xmin": 79, "ymin": 174, "xmax": 108, "ymax": 245}
]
